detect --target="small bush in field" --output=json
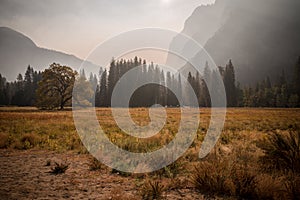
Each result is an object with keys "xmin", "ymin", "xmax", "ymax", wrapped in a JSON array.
[
  {"xmin": 0, "ymin": 133, "xmax": 9, "ymax": 148},
  {"xmin": 20, "ymin": 133, "xmax": 39, "ymax": 149},
  {"xmin": 154, "ymin": 159, "xmax": 184, "ymax": 178},
  {"xmin": 89, "ymin": 157, "xmax": 104, "ymax": 171},
  {"xmin": 220, "ymin": 131, "xmax": 233, "ymax": 145},
  {"xmin": 191, "ymin": 149, "xmax": 259, "ymax": 199},
  {"xmin": 284, "ymin": 173, "xmax": 300, "ymax": 200},
  {"xmin": 50, "ymin": 162, "xmax": 69, "ymax": 175},
  {"xmin": 110, "ymin": 187, "xmax": 140, "ymax": 200},
  {"xmin": 111, "ymin": 168, "xmax": 131, "ymax": 177},
  {"xmin": 45, "ymin": 159, "xmax": 51, "ymax": 166},
  {"xmin": 258, "ymin": 130, "xmax": 300, "ymax": 173},
  {"xmin": 232, "ymin": 167, "xmax": 258, "ymax": 199},
  {"xmin": 255, "ymin": 174, "xmax": 285, "ymax": 199},
  {"xmin": 191, "ymin": 158, "xmax": 235, "ymax": 196},
  {"xmin": 140, "ymin": 180, "xmax": 165, "ymax": 200}
]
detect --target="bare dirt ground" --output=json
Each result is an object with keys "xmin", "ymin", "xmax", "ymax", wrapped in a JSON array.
[{"xmin": 0, "ymin": 149, "xmax": 204, "ymax": 200}]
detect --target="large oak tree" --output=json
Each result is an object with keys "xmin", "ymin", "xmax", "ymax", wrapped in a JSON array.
[{"xmin": 36, "ymin": 63, "xmax": 77, "ymax": 110}]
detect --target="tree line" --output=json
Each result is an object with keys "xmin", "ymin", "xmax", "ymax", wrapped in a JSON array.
[
  {"xmin": 0, "ymin": 66, "xmax": 42, "ymax": 106},
  {"xmin": 95, "ymin": 57, "xmax": 181, "ymax": 107},
  {"xmin": 187, "ymin": 57, "xmax": 300, "ymax": 108},
  {"xmin": 0, "ymin": 56, "xmax": 299, "ymax": 109}
]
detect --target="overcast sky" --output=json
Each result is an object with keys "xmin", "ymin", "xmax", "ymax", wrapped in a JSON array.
[{"xmin": 0, "ymin": 0, "xmax": 215, "ymax": 60}]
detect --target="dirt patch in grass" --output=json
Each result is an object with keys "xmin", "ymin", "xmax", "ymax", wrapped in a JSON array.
[{"xmin": 0, "ymin": 149, "xmax": 204, "ymax": 200}]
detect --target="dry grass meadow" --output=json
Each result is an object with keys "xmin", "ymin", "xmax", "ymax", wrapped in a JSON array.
[{"xmin": 0, "ymin": 107, "xmax": 299, "ymax": 199}]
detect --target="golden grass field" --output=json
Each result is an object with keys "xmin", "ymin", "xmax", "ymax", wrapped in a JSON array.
[{"xmin": 0, "ymin": 107, "xmax": 299, "ymax": 199}]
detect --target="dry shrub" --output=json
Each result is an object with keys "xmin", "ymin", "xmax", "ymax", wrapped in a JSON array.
[
  {"xmin": 258, "ymin": 130, "xmax": 300, "ymax": 173},
  {"xmin": 255, "ymin": 174, "xmax": 286, "ymax": 199},
  {"xmin": 166, "ymin": 177, "xmax": 190, "ymax": 191},
  {"xmin": 45, "ymin": 159, "xmax": 51, "ymax": 166},
  {"xmin": 0, "ymin": 133, "xmax": 9, "ymax": 148},
  {"xmin": 154, "ymin": 159, "xmax": 185, "ymax": 179},
  {"xmin": 89, "ymin": 157, "xmax": 104, "ymax": 171},
  {"xmin": 231, "ymin": 167, "xmax": 258, "ymax": 199},
  {"xmin": 18, "ymin": 133, "xmax": 40, "ymax": 149},
  {"xmin": 220, "ymin": 130, "xmax": 237, "ymax": 145},
  {"xmin": 257, "ymin": 129, "xmax": 300, "ymax": 199},
  {"xmin": 284, "ymin": 173, "xmax": 300, "ymax": 200},
  {"xmin": 50, "ymin": 161, "xmax": 69, "ymax": 175},
  {"xmin": 111, "ymin": 168, "xmax": 132, "ymax": 177},
  {"xmin": 191, "ymin": 146, "xmax": 261, "ymax": 199},
  {"xmin": 191, "ymin": 157, "xmax": 235, "ymax": 197},
  {"xmin": 110, "ymin": 188, "xmax": 140, "ymax": 200},
  {"xmin": 140, "ymin": 180, "xmax": 165, "ymax": 200}
]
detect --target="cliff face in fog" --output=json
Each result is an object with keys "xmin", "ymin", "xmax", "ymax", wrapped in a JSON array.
[
  {"xmin": 169, "ymin": 0, "xmax": 300, "ymax": 85},
  {"xmin": 0, "ymin": 27, "xmax": 98, "ymax": 81},
  {"xmin": 167, "ymin": 0, "xmax": 227, "ymax": 69}
]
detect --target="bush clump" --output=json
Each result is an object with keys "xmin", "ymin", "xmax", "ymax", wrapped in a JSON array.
[
  {"xmin": 89, "ymin": 157, "xmax": 104, "ymax": 171},
  {"xmin": 0, "ymin": 133, "xmax": 10, "ymax": 148},
  {"xmin": 19, "ymin": 133, "xmax": 40, "ymax": 149},
  {"xmin": 50, "ymin": 161, "xmax": 69, "ymax": 175},
  {"xmin": 258, "ymin": 130, "xmax": 300, "ymax": 173},
  {"xmin": 140, "ymin": 180, "xmax": 165, "ymax": 200}
]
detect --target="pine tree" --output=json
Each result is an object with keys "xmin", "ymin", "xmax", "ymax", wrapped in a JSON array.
[
  {"xmin": 211, "ymin": 68, "xmax": 225, "ymax": 107},
  {"xmin": 278, "ymin": 69, "xmax": 287, "ymax": 87},
  {"xmin": 185, "ymin": 72, "xmax": 194, "ymax": 106},
  {"xmin": 170, "ymin": 74, "xmax": 179, "ymax": 106},
  {"xmin": 99, "ymin": 69, "xmax": 108, "ymax": 107},
  {"xmin": 224, "ymin": 60, "xmax": 237, "ymax": 107},
  {"xmin": 166, "ymin": 71, "xmax": 172, "ymax": 106},
  {"xmin": 202, "ymin": 62, "xmax": 212, "ymax": 107},
  {"xmin": 95, "ymin": 84, "xmax": 101, "ymax": 107},
  {"xmin": 154, "ymin": 65, "xmax": 161, "ymax": 104},
  {"xmin": 107, "ymin": 59, "xmax": 117, "ymax": 106},
  {"xmin": 159, "ymin": 70, "xmax": 166, "ymax": 106},
  {"xmin": 11, "ymin": 74, "xmax": 25, "ymax": 106},
  {"xmin": 0, "ymin": 74, "xmax": 8, "ymax": 105},
  {"xmin": 265, "ymin": 76, "xmax": 272, "ymax": 89},
  {"xmin": 4, "ymin": 82, "xmax": 11, "ymax": 105},
  {"xmin": 32, "ymin": 70, "xmax": 42, "ymax": 105},
  {"xmin": 236, "ymin": 82, "xmax": 244, "ymax": 107},
  {"xmin": 177, "ymin": 73, "xmax": 182, "ymax": 106},
  {"xmin": 199, "ymin": 78, "xmax": 210, "ymax": 107},
  {"xmin": 87, "ymin": 73, "xmax": 98, "ymax": 106},
  {"xmin": 88, "ymin": 73, "xmax": 98, "ymax": 91},
  {"xmin": 24, "ymin": 65, "xmax": 34, "ymax": 105},
  {"xmin": 195, "ymin": 72, "xmax": 201, "ymax": 105},
  {"xmin": 243, "ymin": 87, "xmax": 251, "ymax": 107},
  {"xmin": 293, "ymin": 56, "xmax": 300, "ymax": 105},
  {"xmin": 203, "ymin": 61, "xmax": 212, "ymax": 90},
  {"xmin": 80, "ymin": 69, "xmax": 87, "ymax": 80}
]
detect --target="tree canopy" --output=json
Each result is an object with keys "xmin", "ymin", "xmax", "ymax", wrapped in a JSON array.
[{"xmin": 36, "ymin": 63, "xmax": 77, "ymax": 110}]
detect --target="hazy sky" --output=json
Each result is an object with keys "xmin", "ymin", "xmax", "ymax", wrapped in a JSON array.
[{"xmin": 0, "ymin": 0, "xmax": 215, "ymax": 60}]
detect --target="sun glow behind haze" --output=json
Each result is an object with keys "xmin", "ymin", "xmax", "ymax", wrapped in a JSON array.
[{"xmin": 162, "ymin": 0, "xmax": 171, "ymax": 5}]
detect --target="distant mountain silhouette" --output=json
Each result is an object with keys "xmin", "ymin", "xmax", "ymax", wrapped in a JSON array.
[
  {"xmin": 168, "ymin": 0, "xmax": 300, "ymax": 85},
  {"xmin": 0, "ymin": 27, "xmax": 99, "ymax": 81}
]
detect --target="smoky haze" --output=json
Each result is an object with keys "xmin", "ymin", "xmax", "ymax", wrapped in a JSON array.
[
  {"xmin": 0, "ymin": 0, "xmax": 215, "ymax": 80},
  {"xmin": 0, "ymin": 0, "xmax": 215, "ymax": 60},
  {"xmin": 1, "ymin": 0, "xmax": 299, "ymax": 85},
  {"xmin": 168, "ymin": 0, "xmax": 300, "ymax": 85}
]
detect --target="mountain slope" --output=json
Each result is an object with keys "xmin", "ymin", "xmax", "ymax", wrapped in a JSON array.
[
  {"xmin": 169, "ymin": 0, "xmax": 300, "ymax": 85},
  {"xmin": 166, "ymin": 0, "xmax": 227, "ymax": 69},
  {"xmin": 0, "ymin": 27, "xmax": 99, "ymax": 81}
]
